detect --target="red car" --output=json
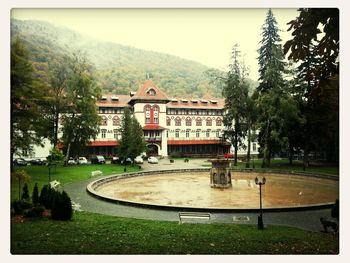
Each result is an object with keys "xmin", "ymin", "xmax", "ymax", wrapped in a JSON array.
[{"xmin": 224, "ymin": 153, "xmax": 234, "ymax": 158}]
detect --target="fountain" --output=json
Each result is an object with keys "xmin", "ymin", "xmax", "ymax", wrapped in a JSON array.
[{"xmin": 210, "ymin": 159, "xmax": 232, "ymax": 188}]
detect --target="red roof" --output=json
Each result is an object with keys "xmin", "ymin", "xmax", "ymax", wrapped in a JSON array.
[
  {"xmin": 129, "ymin": 80, "xmax": 169, "ymax": 103},
  {"xmin": 143, "ymin": 125, "xmax": 167, "ymax": 130},
  {"xmin": 167, "ymin": 140, "xmax": 230, "ymax": 145},
  {"xmin": 96, "ymin": 94, "xmax": 131, "ymax": 107},
  {"xmin": 87, "ymin": 141, "xmax": 119, "ymax": 147}
]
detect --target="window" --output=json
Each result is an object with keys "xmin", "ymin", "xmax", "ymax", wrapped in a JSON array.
[
  {"xmin": 153, "ymin": 105, "xmax": 159, "ymax": 124},
  {"xmin": 206, "ymin": 129, "xmax": 210, "ymax": 138},
  {"xmin": 206, "ymin": 118, "xmax": 212, "ymax": 126},
  {"xmin": 166, "ymin": 117, "xmax": 171, "ymax": 126},
  {"xmin": 101, "ymin": 116, "xmax": 107, "ymax": 126},
  {"xmin": 186, "ymin": 129, "xmax": 190, "ymax": 138},
  {"xmin": 114, "ymin": 129, "xmax": 118, "ymax": 139},
  {"xmin": 196, "ymin": 130, "xmax": 200, "ymax": 138},
  {"xmin": 101, "ymin": 129, "xmax": 107, "ymax": 139},
  {"xmin": 216, "ymin": 130, "xmax": 220, "ymax": 138},
  {"xmin": 175, "ymin": 129, "xmax": 180, "ymax": 138},
  {"xmin": 196, "ymin": 117, "xmax": 202, "ymax": 126},
  {"xmin": 147, "ymin": 88, "xmax": 156, "ymax": 96},
  {"xmin": 155, "ymin": 131, "xmax": 160, "ymax": 137},
  {"xmin": 145, "ymin": 105, "xmax": 151, "ymax": 124},
  {"xmin": 167, "ymin": 131, "xmax": 169, "ymax": 138},
  {"xmin": 113, "ymin": 116, "xmax": 120, "ymax": 126},
  {"xmin": 216, "ymin": 118, "xmax": 222, "ymax": 126},
  {"xmin": 175, "ymin": 117, "xmax": 181, "ymax": 126},
  {"xmin": 253, "ymin": 143, "xmax": 257, "ymax": 151},
  {"xmin": 185, "ymin": 117, "xmax": 192, "ymax": 126}
]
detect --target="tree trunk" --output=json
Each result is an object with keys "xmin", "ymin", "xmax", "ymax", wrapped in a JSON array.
[
  {"xmin": 54, "ymin": 111, "xmax": 59, "ymax": 146},
  {"xmin": 64, "ymin": 142, "xmax": 71, "ymax": 167},
  {"xmin": 303, "ymin": 142, "xmax": 309, "ymax": 171},
  {"xmin": 234, "ymin": 131, "xmax": 238, "ymax": 166},
  {"xmin": 246, "ymin": 126, "xmax": 251, "ymax": 168},
  {"xmin": 289, "ymin": 144, "xmax": 293, "ymax": 165}
]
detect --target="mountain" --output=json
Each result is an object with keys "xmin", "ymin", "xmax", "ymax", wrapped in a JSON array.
[{"xmin": 11, "ymin": 18, "xmax": 232, "ymax": 98}]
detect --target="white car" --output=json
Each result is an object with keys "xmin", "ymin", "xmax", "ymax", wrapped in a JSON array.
[
  {"xmin": 147, "ymin": 156, "xmax": 158, "ymax": 164},
  {"xmin": 67, "ymin": 157, "xmax": 76, "ymax": 165},
  {"xmin": 134, "ymin": 156, "xmax": 144, "ymax": 164},
  {"xmin": 77, "ymin": 157, "xmax": 88, "ymax": 164}
]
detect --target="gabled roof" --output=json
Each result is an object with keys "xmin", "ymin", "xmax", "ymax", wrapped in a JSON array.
[
  {"xmin": 129, "ymin": 80, "xmax": 169, "ymax": 104},
  {"xmin": 96, "ymin": 94, "xmax": 131, "ymax": 107}
]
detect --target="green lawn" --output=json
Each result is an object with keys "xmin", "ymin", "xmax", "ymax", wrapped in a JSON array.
[
  {"xmin": 202, "ymin": 159, "xmax": 339, "ymax": 176},
  {"xmin": 11, "ymin": 163, "xmax": 140, "ymax": 201},
  {"xmin": 11, "ymin": 212, "xmax": 338, "ymax": 254}
]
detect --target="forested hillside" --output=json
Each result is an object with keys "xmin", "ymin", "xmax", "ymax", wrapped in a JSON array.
[{"xmin": 11, "ymin": 18, "xmax": 256, "ymax": 98}]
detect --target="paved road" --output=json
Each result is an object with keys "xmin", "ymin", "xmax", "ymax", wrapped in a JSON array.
[{"xmin": 63, "ymin": 158, "xmax": 335, "ymax": 232}]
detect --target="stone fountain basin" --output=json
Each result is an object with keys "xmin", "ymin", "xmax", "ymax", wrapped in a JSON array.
[{"xmin": 86, "ymin": 168, "xmax": 338, "ymax": 211}]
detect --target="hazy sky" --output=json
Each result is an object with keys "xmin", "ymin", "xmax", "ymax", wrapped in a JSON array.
[{"xmin": 12, "ymin": 8, "xmax": 299, "ymax": 81}]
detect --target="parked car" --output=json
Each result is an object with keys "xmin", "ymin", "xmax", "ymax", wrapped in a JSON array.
[
  {"xmin": 67, "ymin": 157, "xmax": 76, "ymax": 165},
  {"xmin": 111, "ymin": 156, "xmax": 120, "ymax": 164},
  {"xmin": 13, "ymin": 158, "xmax": 28, "ymax": 166},
  {"xmin": 91, "ymin": 155, "xmax": 106, "ymax": 164},
  {"xmin": 122, "ymin": 157, "xmax": 133, "ymax": 165},
  {"xmin": 147, "ymin": 156, "xmax": 158, "ymax": 164},
  {"xmin": 29, "ymin": 159, "xmax": 46, "ymax": 166},
  {"xmin": 224, "ymin": 153, "xmax": 234, "ymax": 158},
  {"xmin": 134, "ymin": 156, "xmax": 144, "ymax": 164},
  {"xmin": 77, "ymin": 157, "xmax": 88, "ymax": 165}
]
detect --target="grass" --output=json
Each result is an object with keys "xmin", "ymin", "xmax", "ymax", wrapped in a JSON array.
[
  {"xmin": 11, "ymin": 212, "xmax": 338, "ymax": 254},
  {"xmin": 201, "ymin": 159, "xmax": 339, "ymax": 176},
  {"xmin": 11, "ymin": 163, "xmax": 140, "ymax": 201}
]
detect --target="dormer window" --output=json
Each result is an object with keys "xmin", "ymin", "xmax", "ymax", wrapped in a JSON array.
[
  {"xmin": 111, "ymin": 96, "xmax": 119, "ymax": 102},
  {"xmin": 210, "ymin": 100, "xmax": 217, "ymax": 104},
  {"xmin": 181, "ymin": 99, "xmax": 188, "ymax": 103},
  {"xmin": 201, "ymin": 100, "xmax": 208, "ymax": 103},
  {"xmin": 101, "ymin": 96, "xmax": 107, "ymax": 101},
  {"xmin": 147, "ymin": 88, "xmax": 156, "ymax": 96}
]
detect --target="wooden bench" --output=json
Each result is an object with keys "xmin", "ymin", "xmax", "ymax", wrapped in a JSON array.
[
  {"xmin": 178, "ymin": 212, "xmax": 211, "ymax": 224},
  {"xmin": 91, "ymin": 170, "xmax": 103, "ymax": 178}
]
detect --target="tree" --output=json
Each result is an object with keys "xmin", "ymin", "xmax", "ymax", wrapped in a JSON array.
[
  {"xmin": 118, "ymin": 108, "xmax": 146, "ymax": 163},
  {"xmin": 11, "ymin": 36, "xmax": 48, "ymax": 171},
  {"xmin": 257, "ymin": 9, "xmax": 287, "ymax": 167},
  {"xmin": 222, "ymin": 44, "xmax": 250, "ymax": 166},
  {"xmin": 11, "ymin": 169, "xmax": 30, "ymax": 200},
  {"xmin": 21, "ymin": 183, "xmax": 30, "ymax": 201},
  {"xmin": 32, "ymin": 183, "xmax": 39, "ymax": 205},
  {"xmin": 118, "ymin": 107, "xmax": 133, "ymax": 161},
  {"xmin": 284, "ymin": 8, "xmax": 339, "ymax": 165},
  {"xmin": 60, "ymin": 52, "xmax": 101, "ymax": 164},
  {"xmin": 128, "ymin": 116, "xmax": 147, "ymax": 162}
]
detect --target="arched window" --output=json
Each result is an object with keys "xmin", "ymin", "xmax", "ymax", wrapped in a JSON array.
[
  {"xmin": 144, "ymin": 105, "xmax": 151, "ymax": 124},
  {"xmin": 185, "ymin": 117, "xmax": 192, "ymax": 126},
  {"xmin": 175, "ymin": 117, "xmax": 181, "ymax": 126},
  {"xmin": 206, "ymin": 117, "xmax": 212, "ymax": 126},
  {"xmin": 113, "ymin": 116, "xmax": 120, "ymax": 126},
  {"xmin": 101, "ymin": 116, "xmax": 107, "ymax": 126},
  {"xmin": 153, "ymin": 105, "xmax": 159, "ymax": 124},
  {"xmin": 166, "ymin": 117, "xmax": 171, "ymax": 126},
  {"xmin": 196, "ymin": 117, "xmax": 202, "ymax": 126},
  {"xmin": 216, "ymin": 118, "xmax": 222, "ymax": 126},
  {"xmin": 147, "ymin": 88, "xmax": 156, "ymax": 96}
]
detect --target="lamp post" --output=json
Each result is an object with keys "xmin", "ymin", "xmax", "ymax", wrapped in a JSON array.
[{"xmin": 255, "ymin": 176, "xmax": 266, "ymax": 230}]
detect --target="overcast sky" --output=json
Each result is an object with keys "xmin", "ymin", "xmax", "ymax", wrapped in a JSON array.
[{"xmin": 12, "ymin": 8, "xmax": 299, "ymax": 81}]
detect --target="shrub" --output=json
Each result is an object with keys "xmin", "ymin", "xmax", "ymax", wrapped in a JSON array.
[
  {"xmin": 11, "ymin": 200, "xmax": 32, "ymax": 215},
  {"xmin": 51, "ymin": 191, "xmax": 73, "ymax": 221},
  {"xmin": 21, "ymin": 183, "xmax": 30, "ymax": 201},
  {"xmin": 39, "ymin": 185, "xmax": 57, "ymax": 209},
  {"xmin": 24, "ymin": 205, "xmax": 45, "ymax": 218},
  {"xmin": 32, "ymin": 183, "xmax": 39, "ymax": 205},
  {"xmin": 331, "ymin": 199, "xmax": 339, "ymax": 220}
]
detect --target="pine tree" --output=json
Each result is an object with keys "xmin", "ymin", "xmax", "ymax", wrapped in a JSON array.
[
  {"xmin": 222, "ymin": 44, "xmax": 250, "ymax": 166},
  {"xmin": 21, "ymin": 183, "xmax": 30, "ymax": 201},
  {"xmin": 32, "ymin": 183, "xmax": 39, "ymax": 205},
  {"xmin": 129, "ymin": 116, "xmax": 147, "ymax": 162}
]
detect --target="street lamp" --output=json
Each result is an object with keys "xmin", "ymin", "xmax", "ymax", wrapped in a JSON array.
[{"xmin": 255, "ymin": 176, "xmax": 266, "ymax": 230}]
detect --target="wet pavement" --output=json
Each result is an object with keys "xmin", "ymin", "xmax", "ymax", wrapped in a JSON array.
[{"xmin": 63, "ymin": 158, "xmax": 337, "ymax": 232}]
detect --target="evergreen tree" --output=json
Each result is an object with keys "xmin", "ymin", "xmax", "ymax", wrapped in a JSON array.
[
  {"xmin": 129, "ymin": 116, "xmax": 147, "ymax": 162},
  {"xmin": 51, "ymin": 191, "xmax": 73, "ymax": 221},
  {"xmin": 21, "ymin": 183, "xmax": 30, "ymax": 201},
  {"xmin": 118, "ymin": 107, "xmax": 133, "ymax": 161},
  {"xmin": 32, "ymin": 183, "xmax": 39, "ymax": 205},
  {"xmin": 222, "ymin": 44, "xmax": 250, "ymax": 166},
  {"xmin": 257, "ymin": 9, "xmax": 287, "ymax": 167}
]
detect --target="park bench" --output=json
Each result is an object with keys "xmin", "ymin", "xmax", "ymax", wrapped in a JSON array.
[
  {"xmin": 91, "ymin": 170, "xmax": 103, "ymax": 178},
  {"xmin": 178, "ymin": 212, "xmax": 211, "ymax": 224},
  {"xmin": 49, "ymin": 180, "xmax": 61, "ymax": 190}
]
